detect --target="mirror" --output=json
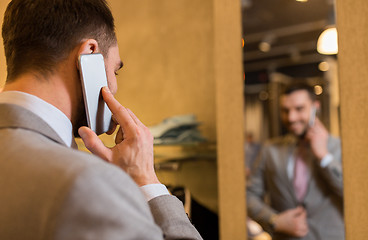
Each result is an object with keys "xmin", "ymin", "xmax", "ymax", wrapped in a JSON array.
[{"xmin": 242, "ymin": 0, "xmax": 343, "ymax": 239}]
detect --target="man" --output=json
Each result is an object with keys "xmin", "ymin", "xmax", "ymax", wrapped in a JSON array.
[
  {"xmin": 0, "ymin": 0, "xmax": 202, "ymax": 239},
  {"xmin": 247, "ymin": 83, "xmax": 344, "ymax": 240}
]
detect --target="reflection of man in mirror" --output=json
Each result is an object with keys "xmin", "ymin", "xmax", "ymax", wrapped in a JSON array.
[{"xmin": 247, "ymin": 82, "xmax": 344, "ymax": 240}]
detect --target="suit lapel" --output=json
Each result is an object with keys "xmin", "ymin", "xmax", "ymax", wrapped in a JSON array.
[
  {"xmin": 0, "ymin": 103, "xmax": 67, "ymax": 147},
  {"xmin": 279, "ymin": 135, "xmax": 298, "ymax": 201},
  {"xmin": 301, "ymin": 150, "xmax": 318, "ymax": 205}
]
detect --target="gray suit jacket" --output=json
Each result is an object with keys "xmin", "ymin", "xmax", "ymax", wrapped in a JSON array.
[
  {"xmin": 0, "ymin": 103, "xmax": 202, "ymax": 240},
  {"xmin": 247, "ymin": 134, "xmax": 344, "ymax": 240}
]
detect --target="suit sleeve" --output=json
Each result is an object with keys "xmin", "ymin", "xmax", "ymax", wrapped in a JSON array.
[
  {"xmin": 317, "ymin": 137, "xmax": 343, "ymax": 197},
  {"xmin": 53, "ymin": 161, "xmax": 202, "ymax": 240},
  {"xmin": 149, "ymin": 195, "xmax": 203, "ymax": 240},
  {"xmin": 246, "ymin": 145, "xmax": 277, "ymax": 232}
]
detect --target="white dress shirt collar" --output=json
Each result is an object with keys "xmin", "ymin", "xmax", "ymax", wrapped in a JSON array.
[{"xmin": 0, "ymin": 91, "xmax": 73, "ymax": 147}]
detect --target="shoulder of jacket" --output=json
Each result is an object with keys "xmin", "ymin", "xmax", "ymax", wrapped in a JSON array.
[{"xmin": 264, "ymin": 134, "xmax": 295, "ymax": 148}]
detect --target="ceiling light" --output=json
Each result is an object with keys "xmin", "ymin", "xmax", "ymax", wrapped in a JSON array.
[
  {"xmin": 296, "ymin": 0, "xmax": 308, "ymax": 2},
  {"xmin": 317, "ymin": 27, "xmax": 338, "ymax": 55},
  {"xmin": 259, "ymin": 34, "xmax": 276, "ymax": 53},
  {"xmin": 318, "ymin": 61, "xmax": 330, "ymax": 71},
  {"xmin": 314, "ymin": 85, "xmax": 323, "ymax": 95},
  {"xmin": 259, "ymin": 42, "xmax": 271, "ymax": 52}
]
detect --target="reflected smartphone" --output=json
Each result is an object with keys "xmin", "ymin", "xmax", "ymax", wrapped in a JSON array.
[
  {"xmin": 309, "ymin": 106, "xmax": 316, "ymax": 127},
  {"xmin": 78, "ymin": 53, "xmax": 112, "ymax": 135}
]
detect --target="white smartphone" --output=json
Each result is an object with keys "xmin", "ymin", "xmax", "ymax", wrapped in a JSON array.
[
  {"xmin": 309, "ymin": 106, "xmax": 316, "ymax": 127},
  {"xmin": 78, "ymin": 53, "xmax": 112, "ymax": 135}
]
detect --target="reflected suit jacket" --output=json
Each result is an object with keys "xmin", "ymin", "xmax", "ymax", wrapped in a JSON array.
[
  {"xmin": 0, "ymin": 103, "xmax": 202, "ymax": 240},
  {"xmin": 247, "ymin": 134, "xmax": 344, "ymax": 240}
]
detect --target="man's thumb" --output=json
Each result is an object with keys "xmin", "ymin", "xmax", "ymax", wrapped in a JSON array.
[
  {"xmin": 293, "ymin": 206, "xmax": 306, "ymax": 216},
  {"xmin": 78, "ymin": 126, "xmax": 112, "ymax": 162}
]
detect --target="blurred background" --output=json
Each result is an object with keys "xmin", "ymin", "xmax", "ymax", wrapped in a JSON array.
[{"xmin": 242, "ymin": 0, "xmax": 339, "ymax": 143}]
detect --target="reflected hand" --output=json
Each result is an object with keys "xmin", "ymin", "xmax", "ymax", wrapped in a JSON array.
[
  {"xmin": 306, "ymin": 118, "xmax": 329, "ymax": 161},
  {"xmin": 78, "ymin": 87, "xmax": 160, "ymax": 186},
  {"xmin": 273, "ymin": 206, "xmax": 309, "ymax": 237}
]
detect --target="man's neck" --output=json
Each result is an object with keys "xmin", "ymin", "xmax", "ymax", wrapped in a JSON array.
[{"xmin": 3, "ymin": 72, "xmax": 75, "ymax": 123}]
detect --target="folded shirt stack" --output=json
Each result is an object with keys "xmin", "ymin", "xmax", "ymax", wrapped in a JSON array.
[{"xmin": 148, "ymin": 114, "xmax": 206, "ymax": 145}]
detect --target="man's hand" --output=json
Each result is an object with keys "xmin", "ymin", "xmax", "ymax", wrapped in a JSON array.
[
  {"xmin": 306, "ymin": 118, "xmax": 329, "ymax": 161},
  {"xmin": 78, "ymin": 87, "xmax": 160, "ymax": 186},
  {"xmin": 273, "ymin": 206, "xmax": 309, "ymax": 237}
]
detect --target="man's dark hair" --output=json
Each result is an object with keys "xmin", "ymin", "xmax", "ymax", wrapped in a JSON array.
[
  {"xmin": 2, "ymin": 0, "xmax": 117, "ymax": 82},
  {"xmin": 282, "ymin": 82, "xmax": 317, "ymax": 101}
]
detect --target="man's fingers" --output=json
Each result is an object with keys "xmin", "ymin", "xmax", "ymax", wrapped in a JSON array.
[
  {"xmin": 313, "ymin": 118, "xmax": 327, "ymax": 132},
  {"xmin": 292, "ymin": 206, "xmax": 305, "ymax": 215},
  {"xmin": 101, "ymin": 87, "xmax": 136, "ymax": 136},
  {"xmin": 297, "ymin": 218, "xmax": 309, "ymax": 236},
  {"xmin": 78, "ymin": 126, "xmax": 112, "ymax": 162},
  {"xmin": 294, "ymin": 207, "xmax": 309, "ymax": 237},
  {"xmin": 299, "ymin": 208, "xmax": 307, "ymax": 217},
  {"xmin": 314, "ymin": 117, "xmax": 322, "ymax": 125}
]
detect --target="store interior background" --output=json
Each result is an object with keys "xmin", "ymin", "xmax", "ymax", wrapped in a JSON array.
[
  {"xmin": 242, "ymin": 0, "xmax": 339, "ymax": 143},
  {"xmin": 1, "ymin": 0, "xmax": 368, "ymax": 239}
]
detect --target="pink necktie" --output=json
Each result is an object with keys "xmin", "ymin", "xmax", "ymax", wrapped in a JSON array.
[{"xmin": 293, "ymin": 150, "xmax": 308, "ymax": 202}]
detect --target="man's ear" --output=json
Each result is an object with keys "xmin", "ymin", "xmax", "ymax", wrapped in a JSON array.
[
  {"xmin": 79, "ymin": 39, "xmax": 100, "ymax": 55},
  {"xmin": 76, "ymin": 39, "xmax": 100, "ymax": 69}
]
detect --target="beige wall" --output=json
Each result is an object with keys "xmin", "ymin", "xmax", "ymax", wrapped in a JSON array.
[
  {"xmin": 336, "ymin": 0, "xmax": 368, "ymax": 239},
  {"xmin": 110, "ymin": 0, "xmax": 216, "ymax": 141},
  {"xmin": 213, "ymin": 0, "xmax": 247, "ymax": 239}
]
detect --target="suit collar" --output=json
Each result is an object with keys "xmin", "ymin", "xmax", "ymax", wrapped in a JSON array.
[
  {"xmin": 0, "ymin": 91, "xmax": 74, "ymax": 147},
  {"xmin": 0, "ymin": 103, "xmax": 67, "ymax": 147}
]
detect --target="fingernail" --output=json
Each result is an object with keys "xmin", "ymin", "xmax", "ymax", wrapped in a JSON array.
[
  {"xmin": 103, "ymin": 86, "xmax": 111, "ymax": 93},
  {"xmin": 78, "ymin": 128, "xmax": 86, "ymax": 138}
]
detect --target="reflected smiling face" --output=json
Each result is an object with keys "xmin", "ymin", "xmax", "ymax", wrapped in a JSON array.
[{"xmin": 280, "ymin": 90, "xmax": 316, "ymax": 137}]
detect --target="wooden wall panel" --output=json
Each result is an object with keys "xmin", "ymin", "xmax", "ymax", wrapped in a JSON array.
[
  {"xmin": 336, "ymin": 0, "xmax": 368, "ymax": 239},
  {"xmin": 213, "ymin": 0, "xmax": 247, "ymax": 239}
]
